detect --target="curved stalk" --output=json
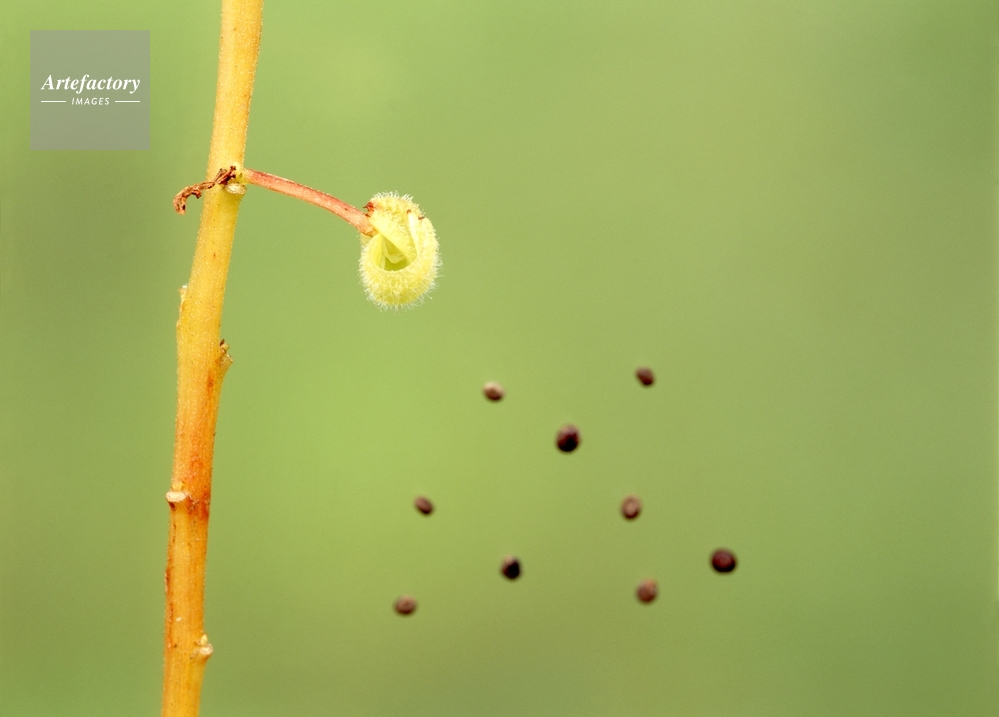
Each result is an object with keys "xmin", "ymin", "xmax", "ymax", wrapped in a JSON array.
[
  {"xmin": 241, "ymin": 167, "xmax": 375, "ymax": 235},
  {"xmin": 161, "ymin": 2, "xmax": 263, "ymax": 716}
]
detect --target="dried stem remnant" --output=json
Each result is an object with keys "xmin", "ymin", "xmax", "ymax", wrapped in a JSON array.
[{"xmin": 173, "ymin": 165, "xmax": 238, "ymax": 214}]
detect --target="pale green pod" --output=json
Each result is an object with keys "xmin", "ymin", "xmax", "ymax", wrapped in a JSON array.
[{"xmin": 359, "ymin": 193, "xmax": 440, "ymax": 308}]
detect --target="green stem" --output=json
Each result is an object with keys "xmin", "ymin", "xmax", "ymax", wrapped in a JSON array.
[{"xmin": 161, "ymin": 1, "xmax": 263, "ymax": 716}]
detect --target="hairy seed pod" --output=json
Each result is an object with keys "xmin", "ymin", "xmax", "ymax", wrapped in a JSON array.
[{"xmin": 360, "ymin": 194, "xmax": 440, "ymax": 308}]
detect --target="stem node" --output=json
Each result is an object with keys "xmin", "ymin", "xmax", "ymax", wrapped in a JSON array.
[
  {"xmin": 219, "ymin": 340, "xmax": 233, "ymax": 375},
  {"xmin": 194, "ymin": 635, "xmax": 214, "ymax": 661},
  {"xmin": 173, "ymin": 166, "xmax": 238, "ymax": 215},
  {"xmin": 165, "ymin": 491, "xmax": 188, "ymax": 505}
]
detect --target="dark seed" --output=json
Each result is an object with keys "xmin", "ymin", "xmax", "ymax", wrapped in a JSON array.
[
  {"xmin": 413, "ymin": 496, "xmax": 434, "ymax": 515},
  {"xmin": 636, "ymin": 579, "xmax": 658, "ymax": 603},
  {"xmin": 635, "ymin": 367, "xmax": 654, "ymax": 386},
  {"xmin": 500, "ymin": 556, "xmax": 521, "ymax": 580},
  {"xmin": 621, "ymin": 495, "xmax": 642, "ymax": 520},
  {"xmin": 556, "ymin": 425, "xmax": 580, "ymax": 453},
  {"xmin": 711, "ymin": 549, "xmax": 737, "ymax": 573},
  {"xmin": 394, "ymin": 595, "xmax": 417, "ymax": 615},
  {"xmin": 483, "ymin": 382, "xmax": 505, "ymax": 401}
]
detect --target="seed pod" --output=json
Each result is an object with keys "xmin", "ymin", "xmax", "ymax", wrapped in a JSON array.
[
  {"xmin": 636, "ymin": 579, "xmax": 658, "ymax": 603},
  {"xmin": 483, "ymin": 382, "xmax": 505, "ymax": 401},
  {"xmin": 556, "ymin": 425, "xmax": 580, "ymax": 453},
  {"xmin": 635, "ymin": 367, "xmax": 654, "ymax": 386},
  {"xmin": 413, "ymin": 496, "xmax": 433, "ymax": 515},
  {"xmin": 621, "ymin": 495, "xmax": 642, "ymax": 520},
  {"xmin": 500, "ymin": 556, "xmax": 521, "ymax": 580},
  {"xmin": 711, "ymin": 549, "xmax": 737, "ymax": 573},
  {"xmin": 360, "ymin": 194, "xmax": 440, "ymax": 308},
  {"xmin": 394, "ymin": 595, "xmax": 417, "ymax": 615}
]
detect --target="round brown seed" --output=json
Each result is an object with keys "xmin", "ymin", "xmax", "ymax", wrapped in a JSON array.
[
  {"xmin": 394, "ymin": 595, "xmax": 417, "ymax": 615},
  {"xmin": 635, "ymin": 367, "xmax": 655, "ymax": 386},
  {"xmin": 413, "ymin": 496, "xmax": 434, "ymax": 515},
  {"xmin": 483, "ymin": 382, "xmax": 505, "ymax": 401},
  {"xmin": 636, "ymin": 579, "xmax": 658, "ymax": 603},
  {"xmin": 500, "ymin": 556, "xmax": 521, "ymax": 580},
  {"xmin": 556, "ymin": 425, "xmax": 580, "ymax": 453},
  {"xmin": 711, "ymin": 549, "xmax": 737, "ymax": 573},
  {"xmin": 621, "ymin": 495, "xmax": 642, "ymax": 520}
]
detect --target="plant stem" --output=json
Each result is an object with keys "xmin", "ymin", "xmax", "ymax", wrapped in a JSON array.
[
  {"xmin": 162, "ymin": 1, "xmax": 262, "ymax": 716},
  {"xmin": 242, "ymin": 167, "xmax": 375, "ymax": 235}
]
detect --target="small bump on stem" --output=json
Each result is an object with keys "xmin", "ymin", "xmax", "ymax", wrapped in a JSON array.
[
  {"xmin": 193, "ymin": 634, "xmax": 214, "ymax": 661},
  {"xmin": 219, "ymin": 339, "xmax": 233, "ymax": 375}
]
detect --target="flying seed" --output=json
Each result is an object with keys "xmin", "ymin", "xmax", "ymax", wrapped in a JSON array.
[
  {"xmin": 501, "ymin": 556, "xmax": 521, "ymax": 580},
  {"xmin": 483, "ymin": 382, "xmax": 505, "ymax": 401},
  {"xmin": 711, "ymin": 549, "xmax": 737, "ymax": 573},
  {"xmin": 635, "ymin": 367, "xmax": 655, "ymax": 386},
  {"xmin": 414, "ymin": 496, "xmax": 434, "ymax": 515},
  {"xmin": 621, "ymin": 495, "xmax": 642, "ymax": 520},
  {"xmin": 636, "ymin": 579, "xmax": 658, "ymax": 603},
  {"xmin": 394, "ymin": 595, "xmax": 417, "ymax": 615},
  {"xmin": 556, "ymin": 425, "xmax": 580, "ymax": 453}
]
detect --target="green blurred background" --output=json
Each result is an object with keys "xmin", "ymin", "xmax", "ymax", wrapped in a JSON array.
[{"xmin": 1, "ymin": 1, "xmax": 998, "ymax": 715}]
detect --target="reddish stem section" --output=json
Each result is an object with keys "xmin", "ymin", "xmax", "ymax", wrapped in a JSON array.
[{"xmin": 242, "ymin": 168, "xmax": 374, "ymax": 235}]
